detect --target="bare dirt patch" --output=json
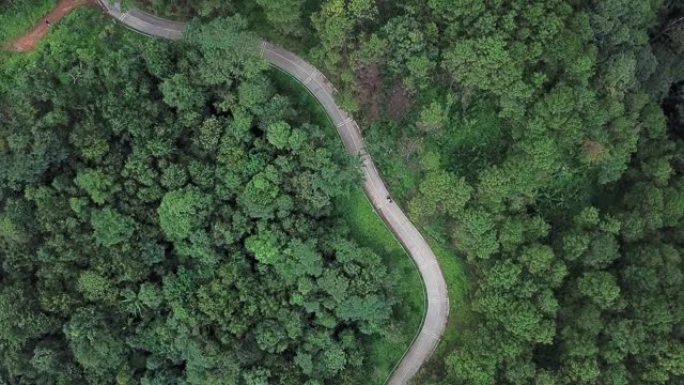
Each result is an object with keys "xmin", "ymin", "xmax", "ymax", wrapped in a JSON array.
[
  {"xmin": 387, "ymin": 83, "xmax": 412, "ymax": 122},
  {"xmin": 354, "ymin": 62, "xmax": 384, "ymax": 123}
]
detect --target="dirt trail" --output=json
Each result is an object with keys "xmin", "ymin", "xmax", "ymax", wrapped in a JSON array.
[{"xmin": 6, "ymin": 0, "xmax": 92, "ymax": 52}]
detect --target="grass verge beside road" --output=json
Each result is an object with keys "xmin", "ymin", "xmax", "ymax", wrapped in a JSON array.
[
  {"xmin": 367, "ymin": 127, "xmax": 472, "ymax": 381},
  {"xmin": 414, "ymin": 231, "xmax": 471, "ymax": 382},
  {"xmin": 336, "ymin": 188, "xmax": 425, "ymax": 384}
]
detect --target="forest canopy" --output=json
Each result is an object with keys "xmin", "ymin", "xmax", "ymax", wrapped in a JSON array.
[
  {"xmin": 1, "ymin": 0, "xmax": 684, "ymax": 384},
  {"xmin": 0, "ymin": 12, "xmax": 403, "ymax": 385},
  {"xmin": 301, "ymin": 0, "xmax": 684, "ymax": 384}
]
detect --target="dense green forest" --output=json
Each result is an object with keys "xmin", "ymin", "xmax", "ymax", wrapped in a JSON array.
[
  {"xmin": 303, "ymin": 0, "xmax": 684, "ymax": 384},
  {"xmin": 1, "ymin": 0, "xmax": 684, "ymax": 384},
  {"xmin": 0, "ymin": 9, "xmax": 424, "ymax": 385}
]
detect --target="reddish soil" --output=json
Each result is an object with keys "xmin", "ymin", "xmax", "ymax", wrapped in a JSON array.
[{"xmin": 7, "ymin": 0, "xmax": 94, "ymax": 52}]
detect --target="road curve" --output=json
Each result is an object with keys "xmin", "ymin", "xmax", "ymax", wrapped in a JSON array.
[{"xmin": 96, "ymin": 2, "xmax": 449, "ymax": 383}]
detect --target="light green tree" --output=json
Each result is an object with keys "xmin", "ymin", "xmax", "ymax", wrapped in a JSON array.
[{"xmin": 91, "ymin": 208, "xmax": 135, "ymax": 247}]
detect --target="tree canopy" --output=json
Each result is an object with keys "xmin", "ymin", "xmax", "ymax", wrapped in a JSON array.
[
  {"xmin": 1, "ymin": 0, "xmax": 684, "ymax": 384},
  {"xmin": 0, "ymin": 12, "xmax": 398, "ymax": 385}
]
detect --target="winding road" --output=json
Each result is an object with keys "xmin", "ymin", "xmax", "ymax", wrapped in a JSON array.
[{"xmin": 96, "ymin": 2, "xmax": 449, "ymax": 383}]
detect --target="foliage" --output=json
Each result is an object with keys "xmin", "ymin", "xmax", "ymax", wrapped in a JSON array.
[
  {"xmin": 0, "ymin": 0, "xmax": 57, "ymax": 44},
  {"xmin": 3, "ymin": 0, "xmax": 684, "ymax": 384},
  {"xmin": 306, "ymin": 0, "xmax": 684, "ymax": 384},
  {"xmin": 0, "ymin": 12, "xmax": 401, "ymax": 385}
]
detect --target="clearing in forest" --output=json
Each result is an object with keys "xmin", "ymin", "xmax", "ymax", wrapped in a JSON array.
[{"xmin": 6, "ymin": 0, "xmax": 92, "ymax": 52}]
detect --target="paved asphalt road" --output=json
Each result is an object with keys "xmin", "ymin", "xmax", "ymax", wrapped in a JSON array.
[{"xmin": 97, "ymin": 2, "xmax": 450, "ymax": 384}]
